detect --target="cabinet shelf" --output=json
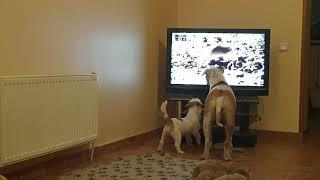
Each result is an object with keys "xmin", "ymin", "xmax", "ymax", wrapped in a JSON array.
[{"xmin": 168, "ymin": 96, "xmax": 259, "ymax": 147}]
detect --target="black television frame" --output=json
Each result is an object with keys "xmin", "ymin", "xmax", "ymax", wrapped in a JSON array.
[{"xmin": 166, "ymin": 28, "xmax": 270, "ymax": 97}]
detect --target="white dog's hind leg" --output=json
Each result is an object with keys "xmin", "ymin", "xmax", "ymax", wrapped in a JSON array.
[
  {"xmin": 171, "ymin": 129, "xmax": 184, "ymax": 154},
  {"xmin": 201, "ymin": 112, "xmax": 213, "ymax": 160},
  {"xmin": 223, "ymin": 110, "xmax": 235, "ymax": 161},
  {"xmin": 224, "ymin": 125, "xmax": 233, "ymax": 161}
]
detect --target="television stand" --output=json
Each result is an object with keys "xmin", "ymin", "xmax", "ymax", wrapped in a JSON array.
[
  {"xmin": 167, "ymin": 96, "xmax": 259, "ymax": 147},
  {"xmin": 233, "ymin": 96, "xmax": 259, "ymax": 147}
]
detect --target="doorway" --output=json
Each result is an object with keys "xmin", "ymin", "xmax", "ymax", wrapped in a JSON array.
[{"xmin": 301, "ymin": 0, "xmax": 320, "ymax": 139}]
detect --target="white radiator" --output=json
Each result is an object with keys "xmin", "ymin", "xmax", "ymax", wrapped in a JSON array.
[{"xmin": 0, "ymin": 74, "xmax": 98, "ymax": 167}]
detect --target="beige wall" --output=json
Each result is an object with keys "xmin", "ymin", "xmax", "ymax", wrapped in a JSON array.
[
  {"xmin": 177, "ymin": 0, "xmax": 303, "ymax": 133},
  {"xmin": 0, "ymin": 0, "xmax": 305, "ymax": 146},
  {"xmin": 0, "ymin": 0, "xmax": 177, "ymax": 146}
]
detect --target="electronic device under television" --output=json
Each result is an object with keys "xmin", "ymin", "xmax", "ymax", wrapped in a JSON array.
[{"xmin": 166, "ymin": 28, "xmax": 270, "ymax": 98}]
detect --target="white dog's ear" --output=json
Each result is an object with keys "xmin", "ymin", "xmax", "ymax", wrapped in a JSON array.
[
  {"xmin": 217, "ymin": 66, "xmax": 225, "ymax": 74},
  {"xmin": 202, "ymin": 69, "xmax": 208, "ymax": 76}
]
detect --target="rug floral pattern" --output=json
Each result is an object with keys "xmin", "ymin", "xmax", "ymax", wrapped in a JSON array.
[{"xmin": 59, "ymin": 153, "xmax": 199, "ymax": 180}]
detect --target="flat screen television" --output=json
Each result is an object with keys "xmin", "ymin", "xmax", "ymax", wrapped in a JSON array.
[{"xmin": 166, "ymin": 28, "xmax": 270, "ymax": 97}]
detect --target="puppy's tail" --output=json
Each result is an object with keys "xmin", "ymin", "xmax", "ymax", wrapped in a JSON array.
[
  {"xmin": 160, "ymin": 100, "xmax": 172, "ymax": 126},
  {"xmin": 216, "ymin": 96, "xmax": 224, "ymax": 127}
]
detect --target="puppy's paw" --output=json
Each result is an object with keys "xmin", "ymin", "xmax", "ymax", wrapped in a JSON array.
[{"xmin": 177, "ymin": 150, "xmax": 185, "ymax": 154}]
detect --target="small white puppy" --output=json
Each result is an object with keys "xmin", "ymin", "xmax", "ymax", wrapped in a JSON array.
[
  {"xmin": 157, "ymin": 98, "xmax": 203, "ymax": 154},
  {"xmin": 201, "ymin": 67, "xmax": 236, "ymax": 160}
]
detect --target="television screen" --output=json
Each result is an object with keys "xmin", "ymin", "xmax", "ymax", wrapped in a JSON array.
[{"xmin": 166, "ymin": 28, "xmax": 270, "ymax": 96}]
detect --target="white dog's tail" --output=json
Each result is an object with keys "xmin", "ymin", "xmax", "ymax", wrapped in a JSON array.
[
  {"xmin": 160, "ymin": 100, "xmax": 172, "ymax": 126},
  {"xmin": 216, "ymin": 96, "xmax": 224, "ymax": 127}
]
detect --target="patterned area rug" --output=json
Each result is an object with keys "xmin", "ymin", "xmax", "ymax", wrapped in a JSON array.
[{"xmin": 59, "ymin": 153, "xmax": 199, "ymax": 180}]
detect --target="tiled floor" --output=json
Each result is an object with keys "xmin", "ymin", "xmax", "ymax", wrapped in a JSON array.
[{"xmin": 3, "ymin": 110, "xmax": 320, "ymax": 180}]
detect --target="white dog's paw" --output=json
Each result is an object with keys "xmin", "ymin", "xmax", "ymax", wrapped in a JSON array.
[
  {"xmin": 224, "ymin": 153, "xmax": 232, "ymax": 161},
  {"xmin": 201, "ymin": 153, "xmax": 209, "ymax": 160},
  {"xmin": 177, "ymin": 150, "xmax": 184, "ymax": 154}
]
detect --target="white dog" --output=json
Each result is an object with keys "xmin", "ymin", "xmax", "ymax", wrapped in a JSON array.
[
  {"xmin": 157, "ymin": 99, "xmax": 203, "ymax": 154},
  {"xmin": 201, "ymin": 67, "xmax": 236, "ymax": 160}
]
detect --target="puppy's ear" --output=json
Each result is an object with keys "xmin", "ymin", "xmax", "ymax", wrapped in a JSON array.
[
  {"xmin": 217, "ymin": 66, "xmax": 225, "ymax": 74},
  {"xmin": 185, "ymin": 102, "xmax": 190, "ymax": 108},
  {"xmin": 194, "ymin": 98, "xmax": 203, "ymax": 107},
  {"xmin": 199, "ymin": 101, "xmax": 204, "ymax": 106}
]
